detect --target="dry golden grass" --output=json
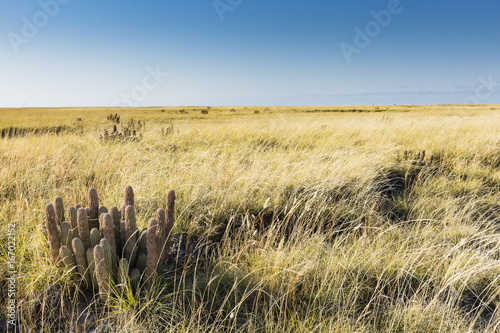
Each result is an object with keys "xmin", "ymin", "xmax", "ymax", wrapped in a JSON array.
[{"xmin": 1, "ymin": 105, "xmax": 500, "ymax": 332}]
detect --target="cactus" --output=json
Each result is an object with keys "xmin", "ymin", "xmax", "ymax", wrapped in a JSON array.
[
  {"xmin": 99, "ymin": 205, "xmax": 108, "ymax": 216},
  {"xmin": 54, "ymin": 197, "xmax": 65, "ymax": 225},
  {"xmin": 137, "ymin": 229, "xmax": 147, "ymax": 253},
  {"xmin": 60, "ymin": 221, "xmax": 73, "ymax": 248},
  {"xmin": 118, "ymin": 258, "xmax": 130, "ymax": 287},
  {"xmin": 162, "ymin": 189, "xmax": 176, "ymax": 265},
  {"xmin": 94, "ymin": 245, "xmax": 110, "ymax": 301},
  {"xmin": 156, "ymin": 208, "xmax": 167, "ymax": 264},
  {"xmin": 421, "ymin": 150, "xmax": 426, "ymax": 161},
  {"xmin": 44, "ymin": 186, "xmax": 179, "ymax": 295},
  {"xmin": 86, "ymin": 248, "xmax": 97, "ymax": 289},
  {"xmin": 136, "ymin": 252, "xmax": 147, "ymax": 272},
  {"xmin": 130, "ymin": 268, "xmax": 141, "ymax": 291},
  {"xmin": 60, "ymin": 246, "xmax": 76, "ymax": 270},
  {"xmin": 88, "ymin": 188, "xmax": 99, "ymax": 228},
  {"xmin": 120, "ymin": 221, "xmax": 126, "ymax": 257},
  {"xmin": 100, "ymin": 238, "xmax": 114, "ymax": 279},
  {"xmin": 102, "ymin": 213, "xmax": 117, "ymax": 260},
  {"xmin": 124, "ymin": 205, "xmax": 138, "ymax": 264},
  {"xmin": 72, "ymin": 237, "xmax": 90, "ymax": 283},
  {"xmin": 121, "ymin": 186, "xmax": 134, "ymax": 216},
  {"xmin": 45, "ymin": 204, "xmax": 60, "ymax": 265},
  {"xmin": 109, "ymin": 206, "xmax": 121, "ymax": 255},
  {"xmin": 90, "ymin": 228, "xmax": 101, "ymax": 248},
  {"xmin": 145, "ymin": 218, "xmax": 158, "ymax": 287},
  {"xmin": 67, "ymin": 206, "xmax": 79, "ymax": 238}
]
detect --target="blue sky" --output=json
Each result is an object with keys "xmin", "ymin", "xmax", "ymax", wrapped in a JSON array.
[{"xmin": 1, "ymin": 0, "xmax": 499, "ymax": 107}]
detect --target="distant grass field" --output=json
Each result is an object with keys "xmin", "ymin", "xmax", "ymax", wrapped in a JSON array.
[{"xmin": 1, "ymin": 105, "xmax": 500, "ymax": 332}]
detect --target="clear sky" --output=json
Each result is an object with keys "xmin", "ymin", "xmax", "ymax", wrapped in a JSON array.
[{"xmin": 1, "ymin": 0, "xmax": 499, "ymax": 107}]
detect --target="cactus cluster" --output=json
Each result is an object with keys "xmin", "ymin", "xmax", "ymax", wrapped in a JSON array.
[
  {"xmin": 401, "ymin": 149, "xmax": 434, "ymax": 166},
  {"xmin": 44, "ymin": 186, "xmax": 175, "ymax": 301},
  {"xmin": 160, "ymin": 124, "xmax": 174, "ymax": 136},
  {"xmin": 100, "ymin": 119, "xmax": 145, "ymax": 142},
  {"xmin": 106, "ymin": 113, "xmax": 120, "ymax": 123}
]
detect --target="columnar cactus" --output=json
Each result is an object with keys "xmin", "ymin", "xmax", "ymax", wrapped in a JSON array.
[
  {"xmin": 118, "ymin": 258, "xmax": 130, "ymax": 287},
  {"xmin": 124, "ymin": 205, "xmax": 138, "ymax": 265},
  {"xmin": 88, "ymin": 188, "xmax": 99, "ymax": 228},
  {"xmin": 90, "ymin": 228, "xmax": 102, "ymax": 248},
  {"xmin": 60, "ymin": 246, "xmax": 76, "ymax": 269},
  {"xmin": 72, "ymin": 237, "xmax": 90, "ymax": 283},
  {"xmin": 145, "ymin": 218, "xmax": 158, "ymax": 287},
  {"xmin": 45, "ymin": 186, "xmax": 180, "ymax": 299},
  {"xmin": 121, "ymin": 186, "xmax": 134, "ymax": 216},
  {"xmin": 67, "ymin": 206, "xmax": 79, "ymax": 238},
  {"xmin": 109, "ymin": 206, "xmax": 121, "ymax": 254},
  {"xmin": 60, "ymin": 221, "xmax": 72, "ymax": 248},
  {"xmin": 45, "ymin": 204, "xmax": 60, "ymax": 265},
  {"xmin": 163, "ymin": 189, "xmax": 176, "ymax": 264},
  {"xmin": 94, "ymin": 245, "xmax": 110, "ymax": 301},
  {"xmin": 77, "ymin": 208, "xmax": 91, "ymax": 249},
  {"xmin": 86, "ymin": 248, "xmax": 97, "ymax": 288},
  {"xmin": 54, "ymin": 197, "xmax": 65, "ymax": 226},
  {"xmin": 102, "ymin": 213, "xmax": 117, "ymax": 260}
]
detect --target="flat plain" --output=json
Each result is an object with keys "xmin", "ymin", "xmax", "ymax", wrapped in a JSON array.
[{"xmin": 2, "ymin": 105, "xmax": 500, "ymax": 332}]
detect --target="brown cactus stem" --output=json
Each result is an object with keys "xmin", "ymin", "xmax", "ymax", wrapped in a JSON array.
[
  {"xmin": 60, "ymin": 246, "xmax": 76, "ymax": 271},
  {"xmin": 98, "ymin": 206, "xmax": 108, "ymax": 231},
  {"xmin": 72, "ymin": 237, "xmax": 90, "ymax": 284},
  {"xmin": 120, "ymin": 186, "xmax": 134, "ymax": 216},
  {"xmin": 124, "ymin": 205, "xmax": 138, "ymax": 264},
  {"xmin": 102, "ymin": 213, "xmax": 117, "ymax": 261},
  {"xmin": 88, "ymin": 188, "xmax": 99, "ymax": 229},
  {"xmin": 94, "ymin": 245, "xmax": 110, "ymax": 301},
  {"xmin": 54, "ymin": 197, "xmax": 65, "ymax": 226},
  {"xmin": 67, "ymin": 206, "xmax": 79, "ymax": 238},
  {"xmin": 45, "ymin": 204, "xmax": 61, "ymax": 265},
  {"xmin": 90, "ymin": 228, "xmax": 102, "ymax": 248},
  {"xmin": 86, "ymin": 248, "xmax": 97, "ymax": 290},
  {"xmin": 109, "ymin": 206, "xmax": 121, "ymax": 255},
  {"xmin": 60, "ymin": 221, "xmax": 73, "ymax": 248},
  {"xmin": 145, "ymin": 218, "xmax": 158, "ymax": 288},
  {"xmin": 77, "ymin": 208, "xmax": 91, "ymax": 249},
  {"xmin": 156, "ymin": 208, "xmax": 168, "ymax": 266},
  {"xmin": 120, "ymin": 221, "xmax": 126, "ymax": 258},
  {"xmin": 163, "ymin": 189, "xmax": 176, "ymax": 264},
  {"xmin": 100, "ymin": 238, "xmax": 114, "ymax": 281}
]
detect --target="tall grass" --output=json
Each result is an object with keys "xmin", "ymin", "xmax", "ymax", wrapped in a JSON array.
[{"xmin": 1, "ymin": 106, "xmax": 500, "ymax": 331}]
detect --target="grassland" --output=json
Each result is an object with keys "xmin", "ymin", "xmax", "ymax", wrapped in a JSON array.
[{"xmin": 1, "ymin": 105, "xmax": 500, "ymax": 332}]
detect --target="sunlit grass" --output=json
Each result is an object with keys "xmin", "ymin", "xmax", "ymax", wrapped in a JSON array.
[{"xmin": 1, "ymin": 105, "xmax": 500, "ymax": 331}]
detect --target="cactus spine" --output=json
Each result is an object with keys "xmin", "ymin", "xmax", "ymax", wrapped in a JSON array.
[
  {"xmin": 54, "ymin": 197, "xmax": 65, "ymax": 226},
  {"xmin": 77, "ymin": 208, "xmax": 91, "ymax": 249},
  {"xmin": 45, "ymin": 204, "xmax": 60, "ymax": 265},
  {"xmin": 145, "ymin": 218, "xmax": 158, "ymax": 287},
  {"xmin": 72, "ymin": 237, "xmax": 90, "ymax": 283}
]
